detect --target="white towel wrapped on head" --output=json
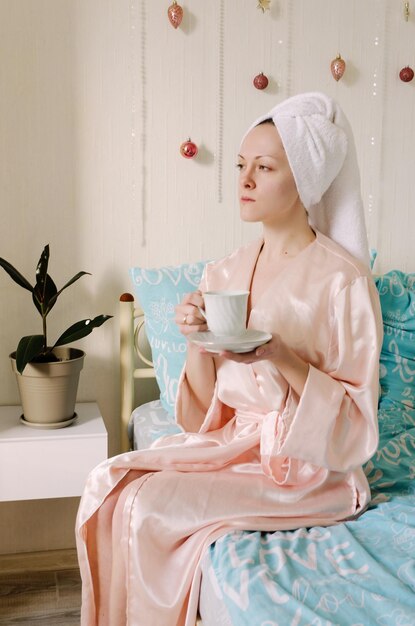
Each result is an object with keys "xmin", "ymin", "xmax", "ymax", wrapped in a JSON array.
[{"xmin": 246, "ymin": 92, "xmax": 370, "ymax": 267}]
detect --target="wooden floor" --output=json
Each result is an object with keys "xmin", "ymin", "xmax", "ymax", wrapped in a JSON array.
[
  {"xmin": 0, "ymin": 549, "xmax": 205, "ymax": 625},
  {"xmin": 0, "ymin": 549, "xmax": 81, "ymax": 625}
]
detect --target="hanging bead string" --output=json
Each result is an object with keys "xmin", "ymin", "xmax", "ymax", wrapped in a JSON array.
[
  {"xmin": 129, "ymin": 1, "xmax": 139, "ymax": 251},
  {"xmin": 140, "ymin": 0, "xmax": 147, "ymax": 246},
  {"xmin": 371, "ymin": 0, "xmax": 390, "ymax": 262},
  {"xmin": 130, "ymin": 1, "xmax": 147, "ymax": 248},
  {"xmin": 404, "ymin": 1, "xmax": 410, "ymax": 21},
  {"xmin": 366, "ymin": 8, "xmax": 385, "ymax": 254},
  {"xmin": 285, "ymin": 0, "xmax": 294, "ymax": 97},
  {"xmin": 216, "ymin": 0, "xmax": 225, "ymax": 203}
]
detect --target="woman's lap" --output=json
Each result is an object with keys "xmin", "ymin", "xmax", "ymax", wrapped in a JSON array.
[{"xmin": 84, "ymin": 464, "xmax": 354, "ymax": 625}]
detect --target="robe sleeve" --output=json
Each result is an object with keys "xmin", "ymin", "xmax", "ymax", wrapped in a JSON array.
[
  {"xmin": 175, "ymin": 265, "xmax": 235, "ymax": 433},
  {"xmin": 266, "ymin": 275, "xmax": 383, "ymax": 477}
]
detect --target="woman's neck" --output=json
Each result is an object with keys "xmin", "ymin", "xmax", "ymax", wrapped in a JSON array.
[{"xmin": 261, "ymin": 216, "xmax": 316, "ymax": 261}]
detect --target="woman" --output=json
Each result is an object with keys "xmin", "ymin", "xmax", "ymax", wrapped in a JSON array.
[{"xmin": 76, "ymin": 92, "xmax": 383, "ymax": 626}]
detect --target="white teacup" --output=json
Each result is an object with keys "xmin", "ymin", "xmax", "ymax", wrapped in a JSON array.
[{"xmin": 199, "ymin": 290, "xmax": 249, "ymax": 336}]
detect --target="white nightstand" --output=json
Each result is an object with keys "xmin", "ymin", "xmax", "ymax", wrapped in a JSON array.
[{"xmin": 0, "ymin": 402, "xmax": 108, "ymax": 502}]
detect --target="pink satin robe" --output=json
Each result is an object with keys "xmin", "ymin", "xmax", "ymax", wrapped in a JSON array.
[{"xmin": 76, "ymin": 230, "xmax": 383, "ymax": 626}]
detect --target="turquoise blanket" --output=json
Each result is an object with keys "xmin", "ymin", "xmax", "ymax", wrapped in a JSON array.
[{"xmin": 207, "ymin": 406, "xmax": 415, "ymax": 625}]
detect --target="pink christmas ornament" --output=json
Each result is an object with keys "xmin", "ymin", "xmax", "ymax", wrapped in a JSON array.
[
  {"xmin": 399, "ymin": 66, "xmax": 414, "ymax": 82},
  {"xmin": 330, "ymin": 55, "xmax": 346, "ymax": 81},
  {"xmin": 180, "ymin": 139, "xmax": 198, "ymax": 159},
  {"xmin": 167, "ymin": 1, "xmax": 183, "ymax": 29},
  {"xmin": 253, "ymin": 72, "xmax": 269, "ymax": 90}
]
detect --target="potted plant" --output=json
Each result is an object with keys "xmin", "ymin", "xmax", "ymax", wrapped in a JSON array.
[{"xmin": 0, "ymin": 245, "xmax": 112, "ymax": 428}]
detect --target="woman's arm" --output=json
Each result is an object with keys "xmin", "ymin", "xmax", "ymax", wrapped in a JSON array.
[
  {"xmin": 221, "ymin": 334, "xmax": 309, "ymax": 397},
  {"xmin": 175, "ymin": 290, "xmax": 217, "ymax": 431},
  {"xmin": 222, "ymin": 276, "xmax": 383, "ymax": 474}
]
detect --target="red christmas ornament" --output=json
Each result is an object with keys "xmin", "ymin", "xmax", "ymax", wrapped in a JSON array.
[
  {"xmin": 253, "ymin": 72, "xmax": 269, "ymax": 90},
  {"xmin": 180, "ymin": 139, "xmax": 198, "ymax": 159},
  {"xmin": 399, "ymin": 66, "xmax": 414, "ymax": 82},
  {"xmin": 330, "ymin": 55, "xmax": 346, "ymax": 81},
  {"xmin": 167, "ymin": 1, "xmax": 183, "ymax": 29}
]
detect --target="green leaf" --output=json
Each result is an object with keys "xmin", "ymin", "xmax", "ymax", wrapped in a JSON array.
[
  {"xmin": 53, "ymin": 314, "xmax": 113, "ymax": 347},
  {"xmin": 33, "ymin": 273, "xmax": 58, "ymax": 316},
  {"xmin": 35, "ymin": 245, "xmax": 49, "ymax": 299},
  {"xmin": 16, "ymin": 335, "xmax": 45, "ymax": 374},
  {"xmin": 0, "ymin": 258, "xmax": 33, "ymax": 292},
  {"xmin": 47, "ymin": 271, "xmax": 91, "ymax": 311}
]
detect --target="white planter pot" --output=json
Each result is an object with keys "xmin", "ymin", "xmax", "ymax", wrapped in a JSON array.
[{"xmin": 10, "ymin": 347, "xmax": 85, "ymax": 427}]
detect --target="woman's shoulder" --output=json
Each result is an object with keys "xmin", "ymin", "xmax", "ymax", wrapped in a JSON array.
[{"xmin": 313, "ymin": 230, "xmax": 371, "ymax": 283}]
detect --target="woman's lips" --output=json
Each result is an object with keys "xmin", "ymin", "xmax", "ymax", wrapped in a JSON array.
[{"xmin": 240, "ymin": 196, "xmax": 255, "ymax": 202}]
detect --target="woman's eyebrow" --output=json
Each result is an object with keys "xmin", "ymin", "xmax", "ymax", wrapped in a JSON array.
[{"xmin": 237, "ymin": 154, "xmax": 279, "ymax": 160}]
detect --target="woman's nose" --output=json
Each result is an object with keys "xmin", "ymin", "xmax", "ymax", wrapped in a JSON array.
[{"xmin": 241, "ymin": 170, "xmax": 255, "ymax": 189}]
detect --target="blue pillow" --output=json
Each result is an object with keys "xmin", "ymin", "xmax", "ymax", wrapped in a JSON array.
[
  {"xmin": 375, "ymin": 270, "xmax": 415, "ymax": 418},
  {"xmin": 130, "ymin": 261, "xmax": 207, "ymax": 415}
]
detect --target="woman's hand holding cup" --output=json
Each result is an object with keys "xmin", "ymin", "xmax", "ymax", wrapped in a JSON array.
[{"xmin": 175, "ymin": 291, "xmax": 208, "ymax": 336}]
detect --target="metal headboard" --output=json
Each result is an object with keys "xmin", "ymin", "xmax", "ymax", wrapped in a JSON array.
[{"xmin": 119, "ymin": 293, "xmax": 155, "ymax": 452}]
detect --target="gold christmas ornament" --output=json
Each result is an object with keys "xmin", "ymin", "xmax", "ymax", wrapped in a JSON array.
[{"xmin": 257, "ymin": 0, "xmax": 271, "ymax": 13}]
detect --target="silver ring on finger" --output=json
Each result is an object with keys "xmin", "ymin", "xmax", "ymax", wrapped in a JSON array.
[{"xmin": 183, "ymin": 314, "xmax": 188, "ymax": 325}]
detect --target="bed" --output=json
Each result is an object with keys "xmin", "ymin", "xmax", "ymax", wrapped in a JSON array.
[{"xmin": 119, "ymin": 261, "xmax": 415, "ymax": 626}]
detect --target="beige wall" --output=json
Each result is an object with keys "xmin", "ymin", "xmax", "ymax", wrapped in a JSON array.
[{"xmin": 0, "ymin": 0, "xmax": 414, "ymax": 553}]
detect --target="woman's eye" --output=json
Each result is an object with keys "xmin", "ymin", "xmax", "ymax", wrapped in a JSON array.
[{"xmin": 236, "ymin": 163, "xmax": 271, "ymax": 171}]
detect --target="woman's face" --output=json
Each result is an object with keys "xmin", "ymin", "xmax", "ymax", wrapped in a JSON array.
[{"xmin": 237, "ymin": 123, "xmax": 303, "ymax": 226}]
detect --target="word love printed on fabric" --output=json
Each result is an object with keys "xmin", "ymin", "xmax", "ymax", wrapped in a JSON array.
[{"xmin": 207, "ymin": 485, "xmax": 415, "ymax": 626}]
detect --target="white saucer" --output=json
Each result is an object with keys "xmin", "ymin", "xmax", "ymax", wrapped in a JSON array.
[
  {"xmin": 20, "ymin": 413, "xmax": 78, "ymax": 429},
  {"xmin": 188, "ymin": 330, "xmax": 272, "ymax": 354}
]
